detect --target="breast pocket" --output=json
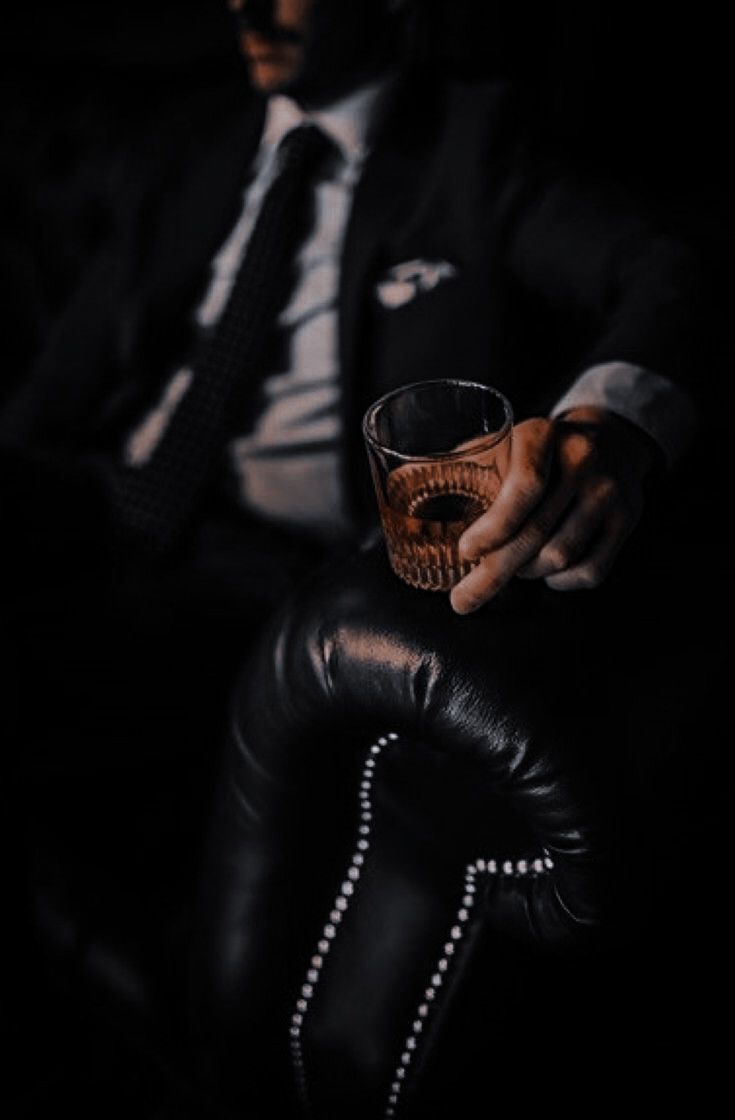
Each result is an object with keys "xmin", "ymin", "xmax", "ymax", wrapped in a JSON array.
[{"xmin": 369, "ymin": 259, "xmax": 500, "ymax": 396}]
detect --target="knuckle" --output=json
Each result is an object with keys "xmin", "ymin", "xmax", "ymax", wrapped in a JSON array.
[
  {"xmin": 519, "ymin": 461, "xmax": 547, "ymax": 496},
  {"xmin": 541, "ymin": 544, "xmax": 572, "ymax": 572},
  {"xmin": 591, "ymin": 477, "xmax": 618, "ymax": 506},
  {"xmin": 519, "ymin": 416, "xmax": 553, "ymax": 444},
  {"xmin": 563, "ymin": 431, "xmax": 594, "ymax": 465}
]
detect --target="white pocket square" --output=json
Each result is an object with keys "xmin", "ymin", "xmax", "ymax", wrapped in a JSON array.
[{"xmin": 375, "ymin": 258, "xmax": 458, "ymax": 309}]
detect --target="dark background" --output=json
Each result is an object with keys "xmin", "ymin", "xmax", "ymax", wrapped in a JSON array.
[
  {"xmin": 1, "ymin": 2, "xmax": 732, "ymax": 1116},
  {"xmin": 3, "ymin": 1, "xmax": 734, "ymax": 404}
]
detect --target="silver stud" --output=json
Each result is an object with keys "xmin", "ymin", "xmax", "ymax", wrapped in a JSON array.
[
  {"xmin": 544, "ymin": 855, "xmax": 554, "ymax": 869},
  {"xmin": 365, "ymin": 759, "xmax": 375, "ymax": 769},
  {"xmin": 466, "ymin": 865, "xmax": 477, "ymax": 878},
  {"xmin": 391, "ymin": 1081, "xmax": 401, "ymax": 1093},
  {"xmin": 292, "ymin": 1013, "xmax": 303, "ymax": 1025},
  {"xmin": 297, "ymin": 999, "xmax": 307, "ymax": 1012},
  {"xmin": 386, "ymin": 1109, "xmax": 395, "ymax": 1117},
  {"xmin": 458, "ymin": 908, "xmax": 469, "ymax": 921},
  {"xmin": 431, "ymin": 973, "xmax": 443, "ymax": 987},
  {"xmin": 418, "ymin": 1004, "xmax": 429, "ymax": 1017},
  {"xmin": 302, "ymin": 984, "xmax": 313, "ymax": 997},
  {"xmin": 406, "ymin": 1037, "xmax": 417, "ymax": 1051},
  {"xmin": 348, "ymin": 867, "xmax": 360, "ymax": 880},
  {"xmin": 361, "ymin": 811, "xmax": 372, "ymax": 822},
  {"xmin": 311, "ymin": 955, "xmax": 323, "ymax": 969},
  {"xmin": 335, "ymin": 897, "xmax": 348, "ymax": 911},
  {"xmin": 437, "ymin": 958, "xmax": 448, "ymax": 972},
  {"xmin": 318, "ymin": 939, "xmax": 330, "ymax": 953},
  {"xmin": 324, "ymin": 924, "xmax": 336, "ymax": 938},
  {"xmin": 360, "ymin": 781, "xmax": 371, "ymax": 792},
  {"xmin": 377, "ymin": 737, "xmax": 388, "ymax": 747},
  {"xmin": 465, "ymin": 883, "xmax": 476, "ymax": 894},
  {"xmin": 503, "ymin": 860, "xmax": 513, "ymax": 875},
  {"xmin": 341, "ymin": 881, "xmax": 354, "ymax": 896},
  {"xmin": 353, "ymin": 854, "xmax": 364, "ymax": 866},
  {"xmin": 397, "ymin": 1068, "xmax": 406, "ymax": 1080},
  {"xmin": 463, "ymin": 895, "xmax": 474, "ymax": 907},
  {"xmin": 360, "ymin": 799, "xmax": 370, "ymax": 810},
  {"xmin": 307, "ymin": 969, "xmax": 319, "ymax": 983},
  {"xmin": 444, "ymin": 943, "xmax": 455, "ymax": 956},
  {"xmin": 388, "ymin": 732, "xmax": 399, "ymax": 740},
  {"xmin": 413, "ymin": 1020, "xmax": 423, "ymax": 1033},
  {"xmin": 371, "ymin": 744, "xmax": 381, "ymax": 754},
  {"xmin": 516, "ymin": 859, "xmax": 528, "ymax": 874},
  {"xmin": 533, "ymin": 858, "xmax": 544, "ymax": 873},
  {"xmin": 487, "ymin": 859, "xmax": 497, "ymax": 874},
  {"xmin": 425, "ymin": 987, "xmax": 435, "ymax": 1000},
  {"xmin": 450, "ymin": 925, "xmax": 462, "ymax": 939},
  {"xmin": 358, "ymin": 839, "xmax": 369, "ymax": 851},
  {"xmin": 401, "ymin": 1052, "xmax": 411, "ymax": 1065},
  {"xmin": 359, "ymin": 825, "xmax": 370, "ymax": 835},
  {"xmin": 476, "ymin": 858, "xmax": 486, "ymax": 872},
  {"xmin": 290, "ymin": 1026, "xmax": 300, "ymax": 1038}
]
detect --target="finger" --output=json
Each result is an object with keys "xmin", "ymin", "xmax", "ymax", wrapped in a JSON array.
[
  {"xmin": 458, "ymin": 418, "xmax": 556, "ymax": 562},
  {"xmin": 516, "ymin": 491, "xmax": 609, "ymax": 581},
  {"xmin": 543, "ymin": 508, "xmax": 638, "ymax": 591},
  {"xmin": 450, "ymin": 485, "xmax": 574, "ymax": 614}
]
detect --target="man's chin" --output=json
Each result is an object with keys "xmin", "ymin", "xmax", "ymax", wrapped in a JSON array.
[{"xmin": 247, "ymin": 59, "xmax": 300, "ymax": 94}]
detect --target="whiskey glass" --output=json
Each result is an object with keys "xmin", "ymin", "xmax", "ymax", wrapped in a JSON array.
[{"xmin": 362, "ymin": 379, "xmax": 513, "ymax": 592}]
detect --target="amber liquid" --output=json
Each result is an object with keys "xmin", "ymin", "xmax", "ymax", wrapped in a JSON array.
[{"xmin": 378, "ymin": 459, "xmax": 502, "ymax": 591}]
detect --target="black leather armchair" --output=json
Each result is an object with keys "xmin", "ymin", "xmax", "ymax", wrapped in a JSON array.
[
  {"xmin": 188, "ymin": 534, "xmax": 727, "ymax": 1119},
  {"xmin": 24, "ymin": 531, "xmax": 728, "ymax": 1118}
]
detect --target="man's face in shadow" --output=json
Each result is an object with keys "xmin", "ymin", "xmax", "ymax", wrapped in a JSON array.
[{"xmin": 227, "ymin": 0, "xmax": 408, "ymax": 106}]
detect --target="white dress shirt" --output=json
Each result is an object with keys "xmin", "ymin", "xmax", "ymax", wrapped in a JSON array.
[{"xmin": 124, "ymin": 81, "xmax": 698, "ymax": 539}]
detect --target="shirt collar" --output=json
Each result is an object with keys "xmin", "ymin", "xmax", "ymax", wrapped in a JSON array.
[{"xmin": 262, "ymin": 78, "xmax": 390, "ymax": 168}]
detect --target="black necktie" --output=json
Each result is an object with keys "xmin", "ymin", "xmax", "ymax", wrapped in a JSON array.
[{"xmin": 114, "ymin": 122, "xmax": 334, "ymax": 555}]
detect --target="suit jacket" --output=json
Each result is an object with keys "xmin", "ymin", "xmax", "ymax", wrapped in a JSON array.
[{"xmin": 0, "ymin": 68, "xmax": 714, "ymax": 535}]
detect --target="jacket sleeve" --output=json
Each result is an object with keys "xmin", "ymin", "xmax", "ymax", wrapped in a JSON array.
[
  {"xmin": 503, "ymin": 153, "xmax": 721, "ymax": 421},
  {"xmin": 0, "ymin": 239, "xmax": 130, "ymax": 453}
]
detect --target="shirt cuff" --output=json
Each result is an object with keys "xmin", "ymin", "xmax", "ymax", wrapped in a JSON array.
[{"xmin": 549, "ymin": 361, "xmax": 699, "ymax": 469}]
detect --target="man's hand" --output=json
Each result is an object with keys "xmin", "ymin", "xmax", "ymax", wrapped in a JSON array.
[{"xmin": 449, "ymin": 406, "xmax": 660, "ymax": 614}]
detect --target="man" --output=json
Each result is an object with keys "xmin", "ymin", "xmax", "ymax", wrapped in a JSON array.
[
  {"xmin": 1, "ymin": 1, "xmax": 707, "ymax": 626},
  {"xmin": 0, "ymin": 2, "xmax": 719, "ymax": 1108},
  {"xmin": 0, "ymin": 0, "xmax": 713, "ymax": 740},
  {"xmin": 221, "ymin": 0, "xmax": 702, "ymax": 619}
]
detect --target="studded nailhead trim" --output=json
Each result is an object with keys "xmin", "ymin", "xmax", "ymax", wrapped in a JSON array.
[
  {"xmin": 288, "ymin": 733, "xmax": 556, "ymax": 1118},
  {"xmin": 383, "ymin": 851, "xmax": 554, "ymax": 1118},
  {"xmin": 290, "ymin": 732, "xmax": 399, "ymax": 1112}
]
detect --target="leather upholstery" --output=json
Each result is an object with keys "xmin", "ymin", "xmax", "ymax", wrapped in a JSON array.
[
  {"xmin": 27, "ymin": 529, "xmax": 723, "ymax": 1117},
  {"xmin": 191, "ymin": 536, "xmax": 709, "ymax": 1118}
]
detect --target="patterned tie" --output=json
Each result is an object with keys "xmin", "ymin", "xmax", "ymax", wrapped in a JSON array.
[{"xmin": 114, "ymin": 123, "xmax": 334, "ymax": 554}]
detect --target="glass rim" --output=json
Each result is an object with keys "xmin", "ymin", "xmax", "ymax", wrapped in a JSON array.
[{"xmin": 362, "ymin": 378, "xmax": 513, "ymax": 463}]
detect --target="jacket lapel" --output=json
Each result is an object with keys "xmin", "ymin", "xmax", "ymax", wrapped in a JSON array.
[{"xmin": 337, "ymin": 72, "xmax": 443, "ymax": 523}]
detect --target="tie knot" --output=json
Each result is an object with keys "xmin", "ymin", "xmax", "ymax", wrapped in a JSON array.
[{"xmin": 276, "ymin": 122, "xmax": 335, "ymax": 176}]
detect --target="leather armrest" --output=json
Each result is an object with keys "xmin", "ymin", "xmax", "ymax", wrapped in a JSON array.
[{"xmin": 190, "ymin": 537, "xmax": 715, "ymax": 1117}]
